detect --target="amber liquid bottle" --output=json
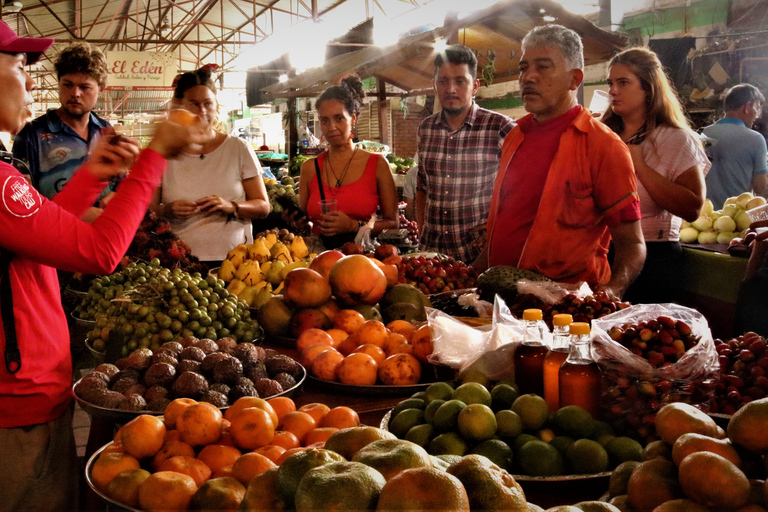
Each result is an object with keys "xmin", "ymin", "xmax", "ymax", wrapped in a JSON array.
[
  {"xmin": 543, "ymin": 313, "xmax": 573, "ymax": 411},
  {"xmin": 514, "ymin": 308, "xmax": 549, "ymax": 396},
  {"xmin": 559, "ymin": 322, "xmax": 601, "ymax": 417}
]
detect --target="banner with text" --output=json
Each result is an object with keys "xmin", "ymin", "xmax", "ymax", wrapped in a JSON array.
[{"xmin": 107, "ymin": 51, "xmax": 177, "ymax": 89}]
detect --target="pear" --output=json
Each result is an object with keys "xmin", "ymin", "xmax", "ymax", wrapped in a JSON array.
[
  {"xmin": 265, "ymin": 260, "xmax": 286, "ymax": 286},
  {"xmin": 289, "ymin": 236, "xmax": 309, "ymax": 260},
  {"xmin": 248, "ymin": 239, "xmax": 272, "ymax": 263},
  {"xmin": 226, "ymin": 245, "xmax": 248, "ymax": 267},
  {"xmin": 219, "ymin": 259, "xmax": 236, "ymax": 281},
  {"xmin": 226, "ymin": 278, "xmax": 246, "ymax": 296}
]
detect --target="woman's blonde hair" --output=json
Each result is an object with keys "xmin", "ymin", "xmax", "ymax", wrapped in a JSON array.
[{"xmin": 601, "ymin": 47, "xmax": 693, "ymax": 136}]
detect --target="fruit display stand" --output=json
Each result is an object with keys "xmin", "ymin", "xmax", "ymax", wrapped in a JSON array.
[{"xmin": 676, "ymin": 245, "xmax": 749, "ymax": 339}]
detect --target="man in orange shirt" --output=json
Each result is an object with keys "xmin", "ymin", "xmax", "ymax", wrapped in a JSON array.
[{"xmin": 475, "ymin": 24, "xmax": 646, "ymax": 299}]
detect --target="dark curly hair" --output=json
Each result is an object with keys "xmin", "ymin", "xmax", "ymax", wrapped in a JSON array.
[
  {"xmin": 174, "ymin": 65, "xmax": 217, "ymax": 100},
  {"xmin": 54, "ymin": 42, "xmax": 108, "ymax": 88},
  {"xmin": 316, "ymin": 75, "xmax": 365, "ymax": 116}
]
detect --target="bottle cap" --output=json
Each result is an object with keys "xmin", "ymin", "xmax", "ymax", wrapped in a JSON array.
[
  {"xmin": 570, "ymin": 322, "xmax": 590, "ymax": 335},
  {"xmin": 522, "ymin": 309, "xmax": 543, "ymax": 321},
  {"xmin": 553, "ymin": 314, "xmax": 573, "ymax": 327}
]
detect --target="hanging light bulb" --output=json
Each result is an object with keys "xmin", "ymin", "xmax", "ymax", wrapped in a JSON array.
[{"xmin": 3, "ymin": 0, "xmax": 23, "ymax": 13}]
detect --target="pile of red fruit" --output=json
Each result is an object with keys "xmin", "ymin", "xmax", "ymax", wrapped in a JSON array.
[
  {"xmin": 122, "ymin": 210, "xmax": 206, "ymax": 274},
  {"xmin": 397, "ymin": 255, "xmax": 477, "ymax": 295},
  {"xmin": 711, "ymin": 332, "xmax": 768, "ymax": 415},
  {"xmin": 398, "ymin": 213, "xmax": 419, "ymax": 245},
  {"xmin": 508, "ymin": 291, "xmax": 630, "ymax": 328},
  {"xmin": 606, "ymin": 315, "xmax": 701, "ymax": 368}
]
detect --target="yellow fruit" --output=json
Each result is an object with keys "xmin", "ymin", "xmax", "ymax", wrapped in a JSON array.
[
  {"xmin": 106, "ymin": 468, "xmax": 150, "ymax": 508},
  {"xmin": 511, "ymin": 394, "xmax": 549, "ymax": 431},
  {"xmin": 672, "ymin": 432, "xmax": 742, "ymax": 467},
  {"xmin": 376, "ymin": 466, "xmax": 470, "ymax": 512},
  {"xmin": 351, "ymin": 438, "xmax": 433, "ymax": 481},
  {"xmin": 678, "ymin": 451, "xmax": 750, "ymax": 509},
  {"xmin": 294, "ymin": 461, "xmax": 385, "ymax": 512},
  {"xmin": 655, "ymin": 402, "xmax": 719, "ymax": 445},
  {"xmin": 728, "ymin": 397, "xmax": 768, "ymax": 453}
]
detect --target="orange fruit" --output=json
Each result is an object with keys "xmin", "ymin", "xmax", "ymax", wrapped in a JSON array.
[
  {"xmin": 267, "ymin": 396, "xmax": 297, "ymax": 423},
  {"xmin": 300, "ymin": 343, "xmax": 337, "ymax": 368},
  {"xmin": 164, "ymin": 398, "xmax": 197, "ymax": 429},
  {"xmin": 138, "ymin": 471, "xmax": 198, "ymax": 512},
  {"xmin": 297, "ymin": 403, "xmax": 331, "ymax": 425},
  {"xmin": 164, "ymin": 430, "xmax": 182, "ymax": 443},
  {"xmin": 156, "ymin": 455, "xmax": 212, "ymax": 487},
  {"xmin": 337, "ymin": 352, "xmax": 379, "ymax": 386},
  {"xmin": 383, "ymin": 333, "xmax": 408, "ymax": 355},
  {"xmin": 326, "ymin": 328, "xmax": 349, "ymax": 346},
  {"xmin": 177, "ymin": 402, "xmax": 223, "ymax": 447},
  {"xmin": 106, "ymin": 468, "xmax": 150, "ymax": 509},
  {"xmin": 121, "ymin": 414, "xmax": 166, "ymax": 459},
  {"xmin": 279, "ymin": 411, "xmax": 317, "ymax": 445},
  {"xmin": 253, "ymin": 444, "xmax": 287, "ymax": 463},
  {"xmin": 100, "ymin": 440, "xmax": 124, "ymax": 455},
  {"xmin": 276, "ymin": 446, "xmax": 309, "ymax": 465},
  {"xmin": 352, "ymin": 344, "xmax": 387, "ymax": 366},
  {"xmin": 91, "ymin": 451, "xmax": 141, "ymax": 492},
  {"xmin": 387, "ymin": 320, "xmax": 417, "ymax": 339},
  {"xmin": 196, "ymin": 444, "xmax": 243, "ymax": 474},
  {"xmin": 212, "ymin": 465, "xmax": 235, "ymax": 479},
  {"xmin": 320, "ymin": 406, "xmax": 360, "ymax": 430},
  {"xmin": 333, "ymin": 309, "xmax": 366, "ymax": 334},
  {"xmin": 376, "ymin": 466, "xmax": 470, "ymax": 511},
  {"xmin": 189, "ymin": 476, "xmax": 246, "ymax": 512},
  {"xmin": 152, "ymin": 440, "xmax": 196, "ymax": 470},
  {"xmin": 337, "ymin": 332, "xmax": 362, "ymax": 356},
  {"xmin": 225, "ymin": 396, "xmax": 279, "ymax": 427},
  {"xmin": 388, "ymin": 342, "xmax": 414, "ymax": 357},
  {"xmin": 271, "ymin": 430, "xmax": 301, "ymax": 450},
  {"xmin": 356, "ymin": 320, "xmax": 389, "ymax": 348},
  {"xmin": 311, "ymin": 349, "xmax": 345, "ymax": 381},
  {"xmin": 304, "ymin": 427, "xmax": 339, "ymax": 446},
  {"xmin": 229, "ymin": 407, "xmax": 275, "ymax": 450},
  {"xmin": 297, "ymin": 328, "xmax": 335, "ymax": 352},
  {"xmin": 231, "ymin": 452, "xmax": 277, "ymax": 486},
  {"xmin": 411, "ymin": 324, "xmax": 434, "ymax": 363},
  {"xmin": 378, "ymin": 353, "xmax": 422, "ymax": 385}
]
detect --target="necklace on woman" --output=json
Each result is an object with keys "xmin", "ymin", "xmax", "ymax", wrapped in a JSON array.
[{"xmin": 325, "ymin": 148, "xmax": 357, "ymax": 188}]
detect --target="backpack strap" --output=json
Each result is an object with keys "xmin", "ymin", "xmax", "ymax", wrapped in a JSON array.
[{"xmin": 0, "ymin": 250, "xmax": 20, "ymax": 374}]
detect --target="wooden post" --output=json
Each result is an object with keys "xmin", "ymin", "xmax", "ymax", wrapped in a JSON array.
[
  {"xmin": 377, "ymin": 78, "xmax": 389, "ymax": 145},
  {"xmin": 445, "ymin": 11, "xmax": 459, "ymax": 45},
  {"xmin": 288, "ymin": 94, "xmax": 299, "ymax": 158}
]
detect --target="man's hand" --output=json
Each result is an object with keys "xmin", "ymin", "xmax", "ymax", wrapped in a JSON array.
[
  {"xmin": 87, "ymin": 129, "xmax": 141, "ymax": 181},
  {"xmin": 600, "ymin": 220, "xmax": 646, "ymax": 299},
  {"xmin": 147, "ymin": 117, "xmax": 205, "ymax": 159}
]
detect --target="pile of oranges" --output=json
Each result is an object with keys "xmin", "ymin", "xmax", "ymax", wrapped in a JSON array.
[
  {"xmin": 89, "ymin": 395, "xmax": 359, "ymax": 511},
  {"xmin": 297, "ymin": 312, "xmax": 434, "ymax": 386}
]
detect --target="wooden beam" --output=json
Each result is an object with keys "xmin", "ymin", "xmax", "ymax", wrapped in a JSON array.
[{"xmin": 377, "ymin": 78, "xmax": 388, "ymax": 145}]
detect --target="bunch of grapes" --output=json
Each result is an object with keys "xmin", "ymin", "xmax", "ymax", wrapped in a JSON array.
[
  {"xmin": 398, "ymin": 255, "xmax": 477, "ymax": 295},
  {"xmin": 74, "ymin": 260, "xmax": 261, "ymax": 358},
  {"xmin": 398, "ymin": 214, "xmax": 419, "ymax": 245},
  {"xmin": 123, "ymin": 210, "xmax": 206, "ymax": 274}
]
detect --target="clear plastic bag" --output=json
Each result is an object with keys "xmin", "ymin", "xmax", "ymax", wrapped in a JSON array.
[
  {"xmin": 515, "ymin": 279, "xmax": 593, "ymax": 305},
  {"xmin": 354, "ymin": 214, "xmax": 377, "ymax": 253},
  {"xmin": 590, "ymin": 303, "xmax": 719, "ymax": 442}
]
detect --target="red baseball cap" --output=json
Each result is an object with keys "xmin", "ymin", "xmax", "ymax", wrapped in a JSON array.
[{"xmin": 0, "ymin": 20, "xmax": 53, "ymax": 65}]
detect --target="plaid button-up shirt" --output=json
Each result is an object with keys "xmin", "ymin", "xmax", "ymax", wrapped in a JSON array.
[{"xmin": 417, "ymin": 102, "xmax": 514, "ymax": 263}]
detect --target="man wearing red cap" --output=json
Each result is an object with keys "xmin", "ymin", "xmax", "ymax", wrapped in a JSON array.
[{"xmin": 0, "ymin": 20, "xmax": 205, "ymax": 512}]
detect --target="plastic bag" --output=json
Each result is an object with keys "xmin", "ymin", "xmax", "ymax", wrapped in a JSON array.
[
  {"xmin": 457, "ymin": 292, "xmax": 493, "ymax": 318},
  {"xmin": 590, "ymin": 303, "xmax": 719, "ymax": 442},
  {"xmin": 515, "ymin": 279, "xmax": 593, "ymax": 305},
  {"xmin": 354, "ymin": 214, "xmax": 377, "ymax": 253}
]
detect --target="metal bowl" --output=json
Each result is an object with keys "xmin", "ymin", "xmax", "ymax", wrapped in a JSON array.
[{"xmin": 84, "ymin": 443, "xmax": 142, "ymax": 512}]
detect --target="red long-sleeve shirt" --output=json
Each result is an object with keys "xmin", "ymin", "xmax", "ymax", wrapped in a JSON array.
[{"xmin": 0, "ymin": 149, "xmax": 166, "ymax": 427}]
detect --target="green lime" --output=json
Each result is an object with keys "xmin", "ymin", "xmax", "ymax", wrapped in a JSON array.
[
  {"xmin": 605, "ymin": 437, "xmax": 644, "ymax": 467},
  {"xmin": 410, "ymin": 391, "xmax": 428, "ymax": 401},
  {"xmin": 551, "ymin": 405, "xmax": 595, "ymax": 439},
  {"xmin": 432, "ymin": 399, "xmax": 466, "ymax": 433},
  {"xmin": 404, "ymin": 423, "xmax": 435, "ymax": 449},
  {"xmin": 550, "ymin": 436, "xmax": 575, "ymax": 454},
  {"xmin": 590, "ymin": 420, "xmax": 615, "ymax": 440},
  {"xmin": 511, "ymin": 394, "xmax": 549, "ymax": 431},
  {"xmin": 457, "ymin": 404, "xmax": 497, "ymax": 443},
  {"xmin": 565, "ymin": 439, "xmax": 609, "ymax": 474},
  {"xmin": 643, "ymin": 440, "xmax": 672, "ymax": 461},
  {"xmin": 424, "ymin": 399, "xmax": 446, "ymax": 425},
  {"xmin": 429, "ymin": 432, "xmax": 469, "ymax": 456},
  {"xmin": 595, "ymin": 434, "xmax": 616, "ymax": 448},
  {"xmin": 490, "ymin": 383, "xmax": 520, "ymax": 412},
  {"xmin": 511, "ymin": 433, "xmax": 539, "ymax": 453},
  {"xmin": 516, "ymin": 440, "xmax": 564, "ymax": 477},
  {"xmin": 451, "ymin": 382, "xmax": 492, "ymax": 407},
  {"xmin": 425, "ymin": 381, "xmax": 455, "ymax": 403},
  {"xmin": 390, "ymin": 398, "xmax": 426, "ymax": 419},
  {"xmin": 459, "ymin": 368, "xmax": 491, "ymax": 389},
  {"xmin": 388, "ymin": 408, "xmax": 426, "ymax": 438},
  {"xmin": 470, "ymin": 439, "xmax": 514, "ymax": 471},
  {"xmin": 495, "ymin": 409, "xmax": 523, "ymax": 439}
]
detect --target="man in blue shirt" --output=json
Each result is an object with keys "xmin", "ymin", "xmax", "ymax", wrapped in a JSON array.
[
  {"xmin": 703, "ymin": 84, "xmax": 767, "ymax": 210},
  {"xmin": 13, "ymin": 42, "xmax": 111, "ymax": 221}
]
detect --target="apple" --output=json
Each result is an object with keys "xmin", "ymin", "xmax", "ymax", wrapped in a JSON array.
[
  {"xmin": 736, "ymin": 192, "xmax": 755, "ymax": 209},
  {"xmin": 309, "ymin": 250, "xmax": 345, "ymax": 280},
  {"xmin": 716, "ymin": 231, "xmax": 737, "ymax": 245},
  {"xmin": 746, "ymin": 196, "xmax": 767, "ymax": 210},
  {"xmin": 722, "ymin": 203, "xmax": 741, "ymax": 219},
  {"xmin": 680, "ymin": 226, "xmax": 700, "ymax": 243},
  {"xmin": 697, "ymin": 229, "xmax": 718, "ymax": 245},
  {"xmin": 692, "ymin": 215, "xmax": 713, "ymax": 232},
  {"xmin": 713, "ymin": 215, "xmax": 737, "ymax": 233},
  {"xmin": 734, "ymin": 210, "xmax": 753, "ymax": 231}
]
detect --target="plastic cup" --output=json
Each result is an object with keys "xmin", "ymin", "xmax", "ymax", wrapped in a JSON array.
[
  {"xmin": 320, "ymin": 198, "xmax": 337, "ymax": 215},
  {"xmin": 588, "ymin": 89, "xmax": 611, "ymax": 116},
  {"xmin": 746, "ymin": 204, "xmax": 768, "ymax": 234}
]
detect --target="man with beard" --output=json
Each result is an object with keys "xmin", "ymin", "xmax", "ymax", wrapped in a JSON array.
[
  {"xmin": 475, "ymin": 25, "xmax": 646, "ymax": 299},
  {"xmin": 13, "ymin": 42, "xmax": 112, "ymax": 221},
  {"xmin": 416, "ymin": 44, "xmax": 515, "ymax": 263}
]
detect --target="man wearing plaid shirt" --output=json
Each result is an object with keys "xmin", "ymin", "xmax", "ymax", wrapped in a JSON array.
[{"xmin": 416, "ymin": 45, "xmax": 515, "ymax": 263}]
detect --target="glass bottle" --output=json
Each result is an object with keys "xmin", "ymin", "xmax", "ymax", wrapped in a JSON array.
[
  {"xmin": 513, "ymin": 308, "xmax": 549, "ymax": 396},
  {"xmin": 543, "ymin": 313, "xmax": 573, "ymax": 411},
  {"xmin": 559, "ymin": 322, "xmax": 601, "ymax": 417}
]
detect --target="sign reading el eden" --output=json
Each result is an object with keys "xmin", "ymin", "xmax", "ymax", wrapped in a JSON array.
[{"xmin": 107, "ymin": 51, "xmax": 177, "ymax": 89}]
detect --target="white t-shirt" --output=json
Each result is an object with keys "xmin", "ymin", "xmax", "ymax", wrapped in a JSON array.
[
  {"xmin": 162, "ymin": 136, "xmax": 262, "ymax": 261},
  {"xmin": 637, "ymin": 125, "xmax": 711, "ymax": 242}
]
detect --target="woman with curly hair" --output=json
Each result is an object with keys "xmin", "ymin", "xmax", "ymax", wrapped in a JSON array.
[{"xmin": 602, "ymin": 47, "xmax": 710, "ymax": 303}]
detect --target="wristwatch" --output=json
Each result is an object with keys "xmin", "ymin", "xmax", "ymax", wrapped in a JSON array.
[{"xmin": 232, "ymin": 202, "xmax": 241, "ymax": 220}]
